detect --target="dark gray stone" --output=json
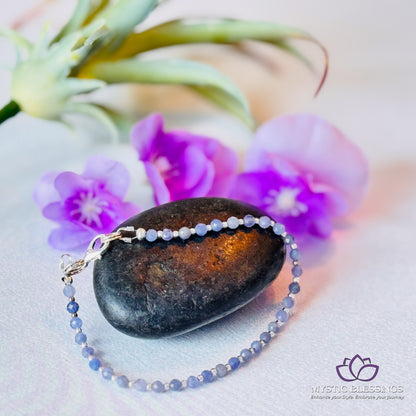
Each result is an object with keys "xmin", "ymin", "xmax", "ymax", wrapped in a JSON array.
[{"xmin": 93, "ymin": 197, "xmax": 285, "ymax": 338}]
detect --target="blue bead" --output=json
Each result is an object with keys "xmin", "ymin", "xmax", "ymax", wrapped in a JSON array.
[
  {"xmin": 146, "ymin": 229, "xmax": 157, "ymax": 242},
  {"xmin": 70, "ymin": 317, "xmax": 82, "ymax": 329},
  {"xmin": 63, "ymin": 285, "xmax": 75, "ymax": 297},
  {"xmin": 89, "ymin": 357, "xmax": 101, "ymax": 371},
  {"xmin": 67, "ymin": 301, "xmax": 79, "ymax": 314},
  {"xmin": 75, "ymin": 332, "xmax": 87, "ymax": 345},
  {"xmin": 227, "ymin": 216, "xmax": 240, "ymax": 229},
  {"xmin": 187, "ymin": 376, "xmax": 201, "ymax": 388},
  {"xmin": 273, "ymin": 223, "xmax": 285, "ymax": 235},
  {"xmin": 179, "ymin": 227, "xmax": 191, "ymax": 240},
  {"xmin": 276, "ymin": 309, "xmax": 289, "ymax": 322},
  {"xmin": 240, "ymin": 349, "xmax": 252, "ymax": 362},
  {"xmin": 117, "ymin": 375, "xmax": 129, "ymax": 388},
  {"xmin": 201, "ymin": 370, "xmax": 214, "ymax": 383},
  {"xmin": 290, "ymin": 249, "xmax": 301, "ymax": 261},
  {"xmin": 210, "ymin": 219, "xmax": 223, "ymax": 232},
  {"xmin": 243, "ymin": 214, "xmax": 256, "ymax": 227},
  {"xmin": 283, "ymin": 296, "xmax": 294, "ymax": 308},
  {"xmin": 284, "ymin": 234, "xmax": 295, "ymax": 245},
  {"xmin": 260, "ymin": 331, "xmax": 271, "ymax": 343},
  {"xmin": 82, "ymin": 346, "xmax": 94, "ymax": 358},
  {"xmin": 268, "ymin": 321, "xmax": 280, "ymax": 333},
  {"xmin": 133, "ymin": 379, "xmax": 147, "ymax": 392},
  {"xmin": 292, "ymin": 265, "xmax": 303, "ymax": 277},
  {"xmin": 289, "ymin": 282, "xmax": 300, "ymax": 294},
  {"xmin": 169, "ymin": 379, "xmax": 182, "ymax": 391},
  {"xmin": 216, "ymin": 364, "xmax": 227, "ymax": 377},
  {"xmin": 259, "ymin": 216, "xmax": 271, "ymax": 229},
  {"xmin": 102, "ymin": 367, "xmax": 113, "ymax": 380},
  {"xmin": 251, "ymin": 341, "xmax": 262, "ymax": 354},
  {"xmin": 151, "ymin": 380, "xmax": 164, "ymax": 393},
  {"xmin": 195, "ymin": 223, "xmax": 208, "ymax": 236},
  {"xmin": 228, "ymin": 357, "xmax": 240, "ymax": 370},
  {"xmin": 162, "ymin": 229, "xmax": 173, "ymax": 241}
]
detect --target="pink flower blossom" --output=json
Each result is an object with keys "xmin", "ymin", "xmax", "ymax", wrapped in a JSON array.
[
  {"xmin": 34, "ymin": 156, "xmax": 139, "ymax": 250},
  {"xmin": 131, "ymin": 113, "xmax": 238, "ymax": 205},
  {"xmin": 231, "ymin": 114, "xmax": 369, "ymax": 238}
]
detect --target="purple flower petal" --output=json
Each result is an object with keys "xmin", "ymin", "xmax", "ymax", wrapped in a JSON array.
[
  {"xmin": 357, "ymin": 364, "xmax": 379, "ymax": 382},
  {"xmin": 43, "ymin": 202, "xmax": 70, "ymax": 221},
  {"xmin": 48, "ymin": 225, "xmax": 95, "ymax": 251},
  {"xmin": 83, "ymin": 155, "xmax": 131, "ymax": 199},
  {"xmin": 205, "ymin": 140, "xmax": 238, "ymax": 197},
  {"xmin": 131, "ymin": 113, "xmax": 164, "ymax": 161},
  {"xmin": 122, "ymin": 201, "xmax": 141, "ymax": 219},
  {"xmin": 234, "ymin": 113, "xmax": 369, "ymax": 239},
  {"xmin": 33, "ymin": 171, "xmax": 60, "ymax": 209},
  {"xmin": 175, "ymin": 144, "xmax": 211, "ymax": 190},
  {"xmin": 131, "ymin": 113, "xmax": 238, "ymax": 204},
  {"xmin": 163, "ymin": 143, "xmax": 215, "ymax": 199},
  {"xmin": 179, "ymin": 161, "xmax": 215, "ymax": 199},
  {"xmin": 34, "ymin": 156, "xmax": 139, "ymax": 250},
  {"xmin": 230, "ymin": 171, "xmax": 273, "ymax": 209},
  {"xmin": 230, "ymin": 170, "xmax": 332, "ymax": 238},
  {"xmin": 307, "ymin": 208, "xmax": 333, "ymax": 238},
  {"xmin": 54, "ymin": 172, "xmax": 89, "ymax": 200},
  {"xmin": 246, "ymin": 113, "xmax": 369, "ymax": 216},
  {"xmin": 143, "ymin": 162, "xmax": 171, "ymax": 205}
]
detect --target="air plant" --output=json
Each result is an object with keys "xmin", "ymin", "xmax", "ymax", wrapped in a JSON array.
[{"xmin": 0, "ymin": 0, "xmax": 327, "ymax": 137}]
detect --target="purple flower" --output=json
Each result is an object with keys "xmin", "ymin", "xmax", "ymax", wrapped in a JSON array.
[
  {"xmin": 230, "ymin": 114, "xmax": 369, "ymax": 238},
  {"xmin": 336, "ymin": 355, "xmax": 379, "ymax": 382},
  {"xmin": 34, "ymin": 156, "xmax": 139, "ymax": 251},
  {"xmin": 131, "ymin": 113, "xmax": 238, "ymax": 205}
]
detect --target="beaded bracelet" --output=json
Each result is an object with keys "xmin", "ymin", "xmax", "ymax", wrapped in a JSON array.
[{"xmin": 60, "ymin": 214, "xmax": 303, "ymax": 393}]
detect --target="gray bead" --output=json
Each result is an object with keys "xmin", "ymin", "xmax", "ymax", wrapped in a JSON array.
[{"xmin": 216, "ymin": 364, "xmax": 228, "ymax": 377}]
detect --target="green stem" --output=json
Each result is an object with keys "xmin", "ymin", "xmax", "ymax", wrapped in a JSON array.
[{"xmin": 0, "ymin": 100, "xmax": 20, "ymax": 124}]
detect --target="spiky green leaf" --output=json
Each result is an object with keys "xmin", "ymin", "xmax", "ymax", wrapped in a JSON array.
[
  {"xmin": 104, "ymin": 18, "xmax": 327, "ymax": 95},
  {"xmin": 53, "ymin": 0, "xmax": 92, "ymax": 43},
  {"xmin": 84, "ymin": 58, "xmax": 254, "ymax": 128}
]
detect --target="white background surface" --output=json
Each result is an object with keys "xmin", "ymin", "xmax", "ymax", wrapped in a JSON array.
[{"xmin": 0, "ymin": 1, "xmax": 415, "ymax": 415}]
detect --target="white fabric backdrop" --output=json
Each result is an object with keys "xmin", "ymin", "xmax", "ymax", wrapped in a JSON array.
[{"xmin": 0, "ymin": 1, "xmax": 415, "ymax": 415}]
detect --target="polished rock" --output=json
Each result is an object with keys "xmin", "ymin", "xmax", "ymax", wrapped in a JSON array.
[{"xmin": 93, "ymin": 197, "xmax": 286, "ymax": 338}]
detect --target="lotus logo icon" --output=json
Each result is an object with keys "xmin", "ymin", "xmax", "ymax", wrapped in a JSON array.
[{"xmin": 336, "ymin": 354, "xmax": 379, "ymax": 382}]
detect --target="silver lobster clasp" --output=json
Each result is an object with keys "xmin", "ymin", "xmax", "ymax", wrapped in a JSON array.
[
  {"xmin": 59, "ymin": 231, "xmax": 121, "ymax": 283},
  {"xmin": 83, "ymin": 233, "xmax": 115, "ymax": 266}
]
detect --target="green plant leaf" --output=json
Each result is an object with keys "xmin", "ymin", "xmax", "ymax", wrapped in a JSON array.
[
  {"xmin": 0, "ymin": 27, "xmax": 32, "ymax": 63},
  {"xmin": 95, "ymin": 104, "xmax": 136, "ymax": 139},
  {"xmin": 105, "ymin": 18, "xmax": 328, "ymax": 95},
  {"xmin": 92, "ymin": 0, "xmax": 158, "ymax": 49},
  {"xmin": 0, "ymin": 27, "xmax": 32, "ymax": 52},
  {"xmin": 82, "ymin": 0, "xmax": 110, "ymax": 26},
  {"xmin": 54, "ymin": 0, "xmax": 158, "ymax": 52},
  {"xmin": 191, "ymin": 85, "xmax": 253, "ymax": 128},
  {"xmin": 53, "ymin": 0, "xmax": 92, "ymax": 43},
  {"xmin": 84, "ymin": 58, "xmax": 254, "ymax": 128},
  {"xmin": 64, "ymin": 101, "xmax": 118, "ymax": 141}
]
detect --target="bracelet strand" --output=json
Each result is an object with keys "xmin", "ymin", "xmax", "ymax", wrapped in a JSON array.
[{"xmin": 61, "ymin": 214, "xmax": 303, "ymax": 392}]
